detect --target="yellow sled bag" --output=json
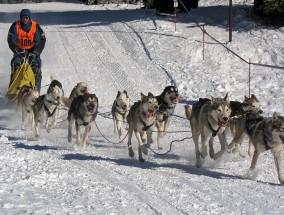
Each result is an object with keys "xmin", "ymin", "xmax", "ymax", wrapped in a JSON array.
[{"xmin": 6, "ymin": 61, "xmax": 35, "ymax": 97}]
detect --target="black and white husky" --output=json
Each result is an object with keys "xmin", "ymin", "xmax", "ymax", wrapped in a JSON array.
[
  {"xmin": 67, "ymin": 94, "xmax": 99, "ymax": 147},
  {"xmin": 155, "ymin": 86, "xmax": 181, "ymax": 150},
  {"xmin": 33, "ymin": 80, "xmax": 64, "ymax": 139}
]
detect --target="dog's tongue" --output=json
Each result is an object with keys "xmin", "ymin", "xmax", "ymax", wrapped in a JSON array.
[
  {"xmin": 82, "ymin": 90, "xmax": 89, "ymax": 95},
  {"xmin": 146, "ymin": 111, "xmax": 154, "ymax": 118},
  {"xmin": 218, "ymin": 120, "xmax": 227, "ymax": 127},
  {"xmin": 280, "ymin": 135, "xmax": 284, "ymax": 144},
  {"xmin": 172, "ymin": 95, "xmax": 183, "ymax": 103}
]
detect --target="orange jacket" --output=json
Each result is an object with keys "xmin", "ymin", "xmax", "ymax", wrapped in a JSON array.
[{"xmin": 16, "ymin": 20, "xmax": 37, "ymax": 50}]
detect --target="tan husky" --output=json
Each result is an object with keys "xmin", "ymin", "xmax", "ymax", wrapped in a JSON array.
[
  {"xmin": 184, "ymin": 94, "xmax": 231, "ymax": 167},
  {"xmin": 249, "ymin": 112, "xmax": 284, "ymax": 184},
  {"xmin": 127, "ymin": 92, "xmax": 159, "ymax": 162},
  {"xmin": 16, "ymin": 85, "xmax": 40, "ymax": 130},
  {"xmin": 62, "ymin": 82, "xmax": 89, "ymax": 108}
]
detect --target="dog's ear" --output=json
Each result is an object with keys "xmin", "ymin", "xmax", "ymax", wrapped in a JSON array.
[
  {"xmin": 148, "ymin": 92, "xmax": 154, "ymax": 97},
  {"xmin": 251, "ymin": 94, "xmax": 259, "ymax": 101},
  {"xmin": 116, "ymin": 91, "xmax": 121, "ymax": 98},
  {"xmin": 223, "ymin": 93, "xmax": 230, "ymax": 104},
  {"xmin": 140, "ymin": 92, "xmax": 146, "ymax": 101},
  {"xmin": 272, "ymin": 112, "xmax": 279, "ymax": 121},
  {"xmin": 123, "ymin": 90, "xmax": 128, "ymax": 98}
]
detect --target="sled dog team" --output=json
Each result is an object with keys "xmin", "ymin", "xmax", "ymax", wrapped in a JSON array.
[{"xmin": 15, "ymin": 80, "xmax": 284, "ymax": 184}]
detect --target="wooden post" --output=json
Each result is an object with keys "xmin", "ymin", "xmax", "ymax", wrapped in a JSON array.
[
  {"xmin": 249, "ymin": 59, "xmax": 251, "ymax": 97},
  {"xmin": 174, "ymin": 0, "xmax": 178, "ymax": 32},
  {"xmin": 229, "ymin": 0, "xmax": 232, "ymax": 42},
  {"xmin": 202, "ymin": 25, "xmax": 205, "ymax": 60}
]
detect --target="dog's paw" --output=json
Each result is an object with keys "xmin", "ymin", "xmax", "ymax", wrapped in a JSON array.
[
  {"xmin": 128, "ymin": 148, "xmax": 134, "ymax": 157},
  {"xmin": 233, "ymin": 144, "xmax": 246, "ymax": 158},
  {"xmin": 139, "ymin": 158, "xmax": 145, "ymax": 162},
  {"xmin": 196, "ymin": 157, "xmax": 204, "ymax": 168},
  {"xmin": 68, "ymin": 136, "xmax": 72, "ymax": 143},
  {"xmin": 35, "ymin": 135, "xmax": 40, "ymax": 140},
  {"xmin": 141, "ymin": 145, "xmax": 148, "ymax": 155},
  {"xmin": 200, "ymin": 151, "xmax": 207, "ymax": 159}
]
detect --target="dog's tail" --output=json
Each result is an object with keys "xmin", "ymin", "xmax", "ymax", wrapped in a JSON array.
[
  {"xmin": 184, "ymin": 105, "xmax": 192, "ymax": 120},
  {"xmin": 61, "ymin": 96, "xmax": 71, "ymax": 109}
]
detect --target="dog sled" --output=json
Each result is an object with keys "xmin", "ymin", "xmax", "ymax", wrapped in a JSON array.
[{"xmin": 5, "ymin": 59, "xmax": 36, "ymax": 107}]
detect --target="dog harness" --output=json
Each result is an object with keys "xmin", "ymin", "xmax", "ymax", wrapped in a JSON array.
[
  {"xmin": 207, "ymin": 120, "xmax": 221, "ymax": 137},
  {"xmin": 115, "ymin": 102, "xmax": 128, "ymax": 118},
  {"xmin": 16, "ymin": 20, "xmax": 37, "ymax": 50},
  {"xmin": 140, "ymin": 115, "xmax": 154, "ymax": 131},
  {"xmin": 245, "ymin": 112, "xmax": 264, "ymax": 136},
  {"xmin": 44, "ymin": 101, "xmax": 58, "ymax": 117}
]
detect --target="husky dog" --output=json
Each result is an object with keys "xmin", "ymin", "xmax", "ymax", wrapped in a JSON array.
[
  {"xmin": 249, "ymin": 112, "xmax": 284, "ymax": 184},
  {"xmin": 184, "ymin": 94, "xmax": 231, "ymax": 167},
  {"xmin": 127, "ymin": 92, "xmax": 159, "ymax": 162},
  {"xmin": 33, "ymin": 80, "xmax": 64, "ymax": 139},
  {"xmin": 67, "ymin": 94, "xmax": 99, "ymax": 147},
  {"xmin": 62, "ymin": 82, "xmax": 89, "ymax": 109},
  {"xmin": 111, "ymin": 90, "xmax": 130, "ymax": 140},
  {"xmin": 16, "ymin": 85, "xmax": 40, "ymax": 130},
  {"xmin": 155, "ymin": 86, "xmax": 181, "ymax": 149},
  {"xmin": 227, "ymin": 94, "xmax": 263, "ymax": 157}
]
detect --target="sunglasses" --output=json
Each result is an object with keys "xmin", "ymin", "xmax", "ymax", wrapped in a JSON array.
[{"xmin": 21, "ymin": 16, "xmax": 29, "ymax": 20}]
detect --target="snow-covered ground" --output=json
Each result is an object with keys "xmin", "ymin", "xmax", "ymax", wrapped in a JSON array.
[{"xmin": 0, "ymin": 0, "xmax": 284, "ymax": 214}]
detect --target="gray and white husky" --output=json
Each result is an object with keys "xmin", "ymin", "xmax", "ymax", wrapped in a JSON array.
[
  {"xmin": 184, "ymin": 94, "xmax": 231, "ymax": 167},
  {"xmin": 33, "ymin": 80, "xmax": 64, "ymax": 139},
  {"xmin": 127, "ymin": 92, "xmax": 159, "ymax": 162},
  {"xmin": 111, "ymin": 90, "xmax": 130, "ymax": 141},
  {"xmin": 155, "ymin": 86, "xmax": 181, "ymax": 150},
  {"xmin": 67, "ymin": 94, "xmax": 99, "ymax": 147},
  {"xmin": 227, "ymin": 94, "xmax": 263, "ymax": 158},
  {"xmin": 249, "ymin": 112, "xmax": 284, "ymax": 184}
]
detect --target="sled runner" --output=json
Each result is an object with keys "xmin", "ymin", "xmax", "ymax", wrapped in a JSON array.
[{"xmin": 5, "ymin": 60, "xmax": 36, "ymax": 106}]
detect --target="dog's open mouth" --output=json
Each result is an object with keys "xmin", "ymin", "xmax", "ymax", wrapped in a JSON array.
[
  {"xmin": 280, "ymin": 135, "xmax": 284, "ymax": 144},
  {"xmin": 218, "ymin": 119, "xmax": 227, "ymax": 127},
  {"xmin": 88, "ymin": 107, "xmax": 94, "ymax": 113},
  {"xmin": 146, "ymin": 110, "xmax": 156, "ymax": 118},
  {"xmin": 81, "ymin": 88, "xmax": 89, "ymax": 95},
  {"xmin": 171, "ymin": 95, "xmax": 183, "ymax": 104}
]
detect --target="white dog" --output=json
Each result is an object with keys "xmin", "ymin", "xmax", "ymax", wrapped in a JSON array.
[{"xmin": 111, "ymin": 90, "xmax": 130, "ymax": 141}]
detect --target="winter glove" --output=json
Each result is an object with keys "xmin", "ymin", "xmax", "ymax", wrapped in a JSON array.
[
  {"xmin": 15, "ymin": 48, "xmax": 26, "ymax": 57},
  {"xmin": 28, "ymin": 53, "xmax": 37, "ymax": 65}
]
